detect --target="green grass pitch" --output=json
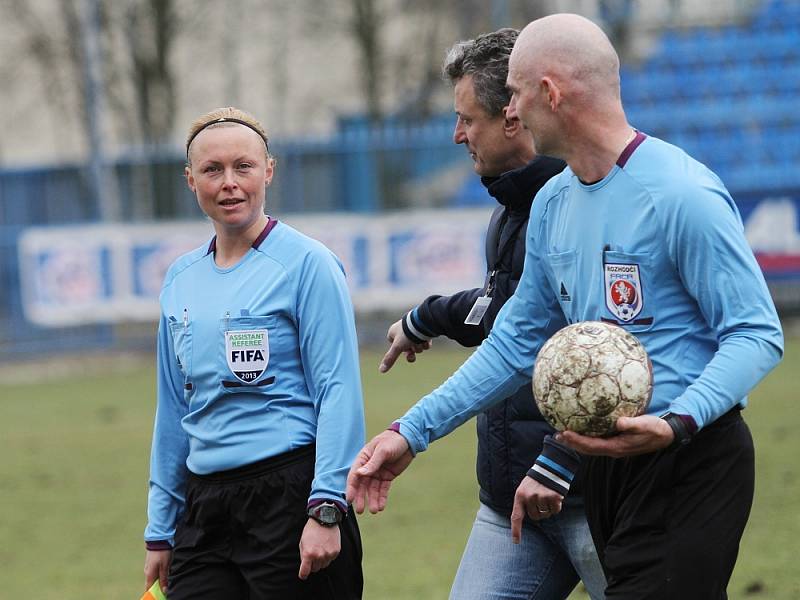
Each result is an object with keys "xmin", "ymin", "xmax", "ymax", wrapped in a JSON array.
[{"xmin": 0, "ymin": 341, "xmax": 798, "ymax": 599}]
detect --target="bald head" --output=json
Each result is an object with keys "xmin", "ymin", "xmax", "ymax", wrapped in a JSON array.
[
  {"xmin": 506, "ymin": 14, "xmax": 632, "ymax": 173},
  {"xmin": 510, "ymin": 13, "xmax": 620, "ymax": 102}
]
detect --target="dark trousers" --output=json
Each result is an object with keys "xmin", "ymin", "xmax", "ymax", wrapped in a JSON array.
[
  {"xmin": 584, "ymin": 409, "xmax": 754, "ymax": 599},
  {"xmin": 167, "ymin": 444, "xmax": 363, "ymax": 599}
]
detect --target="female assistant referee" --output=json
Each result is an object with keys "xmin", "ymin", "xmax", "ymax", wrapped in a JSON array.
[{"xmin": 142, "ymin": 107, "xmax": 365, "ymax": 599}]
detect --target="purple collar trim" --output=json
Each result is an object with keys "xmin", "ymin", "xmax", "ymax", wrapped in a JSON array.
[
  {"xmin": 206, "ymin": 217, "xmax": 279, "ymax": 255},
  {"xmin": 251, "ymin": 217, "xmax": 279, "ymax": 249},
  {"xmin": 616, "ymin": 131, "xmax": 647, "ymax": 168}
]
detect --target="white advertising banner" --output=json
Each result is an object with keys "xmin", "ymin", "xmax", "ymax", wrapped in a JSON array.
[
  {"xmin": 17, "ymin": 210, "xmax": 490, "ymax": 327},
  {"xmin": 20, "ymin": 197, "xmax": 798, "ymax": 327}
]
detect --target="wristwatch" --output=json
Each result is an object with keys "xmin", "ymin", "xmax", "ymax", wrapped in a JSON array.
[
  {"xmin": 661, "ymin": 412, "xmax": 694, "ymax": 451},
  {"xmin": 308, "ymin": 502, "xmax": 343, "ymax": 527}
]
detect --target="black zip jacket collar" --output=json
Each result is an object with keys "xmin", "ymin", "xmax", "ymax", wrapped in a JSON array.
[{"xmin": 481, "ymin": 155, "xmax": 567, "ymax": 213}]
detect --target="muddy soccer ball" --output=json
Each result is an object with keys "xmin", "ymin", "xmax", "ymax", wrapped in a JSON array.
[{"xmin": 532, "ymin": 321, "xmax": 653, "ymax": 437}]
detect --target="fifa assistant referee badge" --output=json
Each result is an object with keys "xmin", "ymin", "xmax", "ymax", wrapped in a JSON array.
[
  {"xmin": 661, "ymin": 412, "xmax": 695, "ymax": 451},
  {"xmin": 308, "ymin": 502, "xmax": 343, "ymax": 527}
]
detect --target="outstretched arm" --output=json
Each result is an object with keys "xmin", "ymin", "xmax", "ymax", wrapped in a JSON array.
[{"xmin": 348, "ymin": 196, "xmax": 567, "ymax": 511}]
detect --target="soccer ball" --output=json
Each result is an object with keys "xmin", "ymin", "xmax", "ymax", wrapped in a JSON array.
[{"xmin": 532, "ymin": 321, "xmax": 653, "ymax": 437}]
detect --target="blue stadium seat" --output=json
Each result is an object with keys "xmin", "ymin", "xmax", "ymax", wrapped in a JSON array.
[{"xmin": 357, "ymin": 0, "xmax": 800, "ymax": 201}]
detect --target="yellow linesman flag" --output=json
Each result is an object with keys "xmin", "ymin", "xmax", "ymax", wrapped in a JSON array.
[{"xmin": 140, "ymin": 580, "xmax": 167, "ymax": 600}]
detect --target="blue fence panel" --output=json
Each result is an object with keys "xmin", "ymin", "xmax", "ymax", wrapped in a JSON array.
[{"xmin": 0, "ymin": 165, "xmax": 97, "ymax": 227}]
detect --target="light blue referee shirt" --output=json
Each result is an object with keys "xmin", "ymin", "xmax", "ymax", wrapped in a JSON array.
[
  {"xmin": 145, "ymin": 220, "xmax": 365, "ymax": 545},
  {"xmin": 396, "ymin": 133, "xmax": 783, "ymax": 455}
]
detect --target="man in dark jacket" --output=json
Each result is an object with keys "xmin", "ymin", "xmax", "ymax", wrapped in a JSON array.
[{"xmin": 378, "ymin": 28, "xmax": 605, "ymax": 600}]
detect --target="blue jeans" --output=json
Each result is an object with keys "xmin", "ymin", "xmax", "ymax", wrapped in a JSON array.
[{"xmin": 449, "ymin": 502, "xmax": 606, "ymax": 600}]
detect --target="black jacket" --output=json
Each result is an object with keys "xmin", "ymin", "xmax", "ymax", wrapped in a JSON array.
[{"xmin": 401, "ymin": 155, "xmax": 574, "ymax": 516}]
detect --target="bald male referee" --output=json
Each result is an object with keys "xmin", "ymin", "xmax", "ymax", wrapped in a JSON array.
[{"xmin": 347, "ymin": 14, "xmax": 783, "ymax": 600}]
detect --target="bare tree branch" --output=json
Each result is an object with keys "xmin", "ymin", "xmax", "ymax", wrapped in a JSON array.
[
  {"xmin": 125, "ymin": 0, "xmax": 177, "ymax": 145},
  {"xmin": 351, "ymin": 0, "xmax": 384, "ymax": 121},
  {"xmin": 4, "ymin": 1, "xmax": 81, "ymax": 155}
]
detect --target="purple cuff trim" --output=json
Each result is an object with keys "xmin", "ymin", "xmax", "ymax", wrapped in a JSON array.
[
  {"xmin": 307, "ymin": 498, "xmax": 348, "ymax": 513},
  {"xmin": 616, "ymin": 131, "xmax": 647, "ymax": 168},
  {"xmin": 678, "ymin": 413, "xmax": 698, "ymax": 435},
  {"xmin": 388, "ymin": 422, "xmax": 401, "ymax": 433},
  {"xmin": 145, "ymin": 540, "xmax": 172, "ymax": 551}
]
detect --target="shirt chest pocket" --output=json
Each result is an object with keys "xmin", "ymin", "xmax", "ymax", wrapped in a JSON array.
[
  {"xmin": 220, "ymin": 315, "xmax": 279, "ymax": 390},
  {"xmin": 547, "ymin": 250, "xmax": 578, "ymax": 318},
  {"xmin": 168, "ymin": 320, "xmax": 193, "ymax": 379}
]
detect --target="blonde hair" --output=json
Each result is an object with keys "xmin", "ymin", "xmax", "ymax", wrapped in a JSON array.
[{"xmin": 185, "ymin": 107, "xmax": 271, "ymax": 165}]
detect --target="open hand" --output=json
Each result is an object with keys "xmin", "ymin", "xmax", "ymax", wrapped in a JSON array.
[{"xmin": 346, "ymin": 430, "xmax": 415, "ymax": 514}]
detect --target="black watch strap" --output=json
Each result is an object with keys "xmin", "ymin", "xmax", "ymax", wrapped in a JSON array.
[
  {"xmin": 308, "ymin": 501, "xmax": 343, "ymax": 527},
  {"xmin": 662, "ymin": 412, "xmax": 694, "ymax": 451}
]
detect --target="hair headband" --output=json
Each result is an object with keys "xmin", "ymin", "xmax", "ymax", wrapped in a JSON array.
[{"xmin": 186, "ymin": 117, "xmax": 270, "ymax": 158}]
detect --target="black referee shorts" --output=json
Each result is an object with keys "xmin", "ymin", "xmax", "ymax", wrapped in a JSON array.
[
  {"xmin": 167, "ymin": 444, "xmax": 363, "ymax": 599},
  {"xmin": 584, "ymin": 408, "xmax": 754, "ymax": 600}
]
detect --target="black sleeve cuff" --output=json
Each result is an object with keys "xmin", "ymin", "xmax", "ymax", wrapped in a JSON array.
[
  {"xmin": 526, "ymin": 435, "xmax": 581, "ymax": 497},
  {"xmin": 401, "ymin": 309, "xmax": 435, "ymax": 344}
]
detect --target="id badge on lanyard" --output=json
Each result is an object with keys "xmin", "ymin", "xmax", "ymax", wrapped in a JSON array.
[{"xmin": 464, "ymin": 270, "xmax": 496, "ymax": 326}]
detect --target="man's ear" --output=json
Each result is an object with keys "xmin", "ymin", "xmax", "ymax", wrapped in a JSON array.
[{"xmin": 542, "ymin": 76, "xmax": 561, "ymax": 112}]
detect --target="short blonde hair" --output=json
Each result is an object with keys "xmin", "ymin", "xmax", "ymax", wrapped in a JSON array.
[{"xmin": 186, "ymin": 107, "xmax": 270, "ymax": 164}]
